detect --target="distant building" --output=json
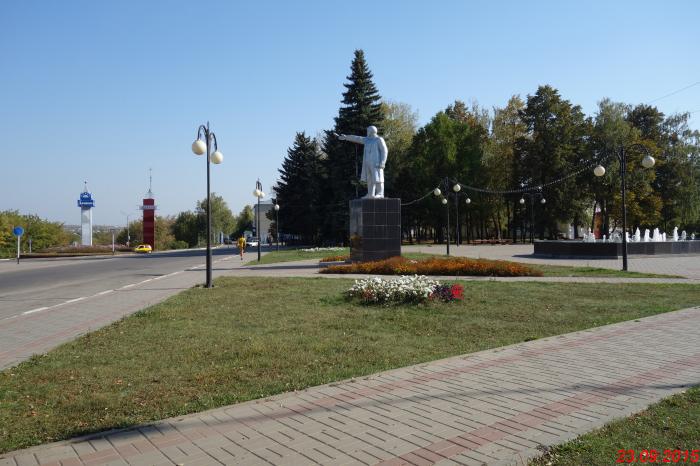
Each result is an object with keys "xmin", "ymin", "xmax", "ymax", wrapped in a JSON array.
[{"xmin": 253, "ymin": 201, "xmax": 274, "ymax": 244}]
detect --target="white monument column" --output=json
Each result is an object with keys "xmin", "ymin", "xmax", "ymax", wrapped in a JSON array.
[{"xmin": 77, "ymin": 182, "xmax": 95, "ymax": 246}]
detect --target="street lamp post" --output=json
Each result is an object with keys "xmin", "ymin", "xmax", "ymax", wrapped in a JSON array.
[
  {"xmin": 453, "ymin": 183, "xmax": 461, "ymax": 245},
  {"xmin": 274, "ymin": 203, "xmax": 280, "ymax": 252},
  {"xmin": 253, "ymin": 180, "xmax": 265, "ymax": 261},
  {"xmin": 191, "ymin": 122, "xmax": 224, "ymax": 288},
  {"xmin": 433, "ymin": 178, "xmax": 463, "ymax": 256},
  {"xmin": 464, "ymin": 196, "xmax": 471, "ymax": 244},
  {"xmin": 120, "ymin": 211, "xmax": 132, "ymax": 247},
  {"xmin": 594, "ymin": 144, "xmax": 655, "ymax": 271},
  {"xmin": 519, "ymin": 190, "xmax": 546, "ymax": 243}
]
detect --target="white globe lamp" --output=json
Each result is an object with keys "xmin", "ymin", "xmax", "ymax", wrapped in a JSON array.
[
  {"xmin": 210, "ymin": 151, "xmax": 223, "ymax": 164},
  {"xmin": 192, "ymin": 139, "xmax": 206, "ymax": 155},
  {"xmin": 642, "ymin": 154, "xmax": 655, "ymax": 169}
]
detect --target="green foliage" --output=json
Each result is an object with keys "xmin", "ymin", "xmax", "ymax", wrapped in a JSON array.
[
  {"xmin": 321, "ymin": 49, "xmax": 384, "ymax": 244},
  {"xmin": 515, "ymin": 85, "xmax": 593, "ymax": 238},
  {"xmin": 272, "ymin": 132, "xmax": 325, "ymax": 244},
  {"xmin": 170, "ymin": 194, "xmax": 236, "ymax": 247},
  {"xmin": 233, "ymin": 205, "xmax": 254, "ymax": 238},
  {"xmin": 116, "ymin": 216, "xmax": 175, "ymax": 250},
  {"xmin": 0, "ymin": 210, "xmax": 71, "ymax": 257}
]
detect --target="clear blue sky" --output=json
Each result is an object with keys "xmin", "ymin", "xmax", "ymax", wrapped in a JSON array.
[{"xmin": 2, "ymin": 0, "xmax": 699, "ymax": 226}]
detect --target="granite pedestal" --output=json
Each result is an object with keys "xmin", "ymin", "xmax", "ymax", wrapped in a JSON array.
[{"xmin": 349, "ymin": 198, "xmax": 401, "ymax": 262}]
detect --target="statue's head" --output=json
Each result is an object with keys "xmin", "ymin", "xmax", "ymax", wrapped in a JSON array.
[{"xmin": 367, "ymin": 126, "xmax": 378, "ymax": 137}]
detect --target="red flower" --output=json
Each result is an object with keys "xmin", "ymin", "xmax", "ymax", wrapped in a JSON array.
[{"xmin": 450, "ymin": 284, "xmax": 464, "ymax": 300}]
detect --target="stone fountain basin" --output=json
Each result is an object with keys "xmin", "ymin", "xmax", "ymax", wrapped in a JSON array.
[{"xmin": 533, "ymin": 240, "xmax": 700, "ymax": 258}]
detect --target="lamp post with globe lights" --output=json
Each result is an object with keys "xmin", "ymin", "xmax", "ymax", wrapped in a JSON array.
[
  {"xmin": 593, "ymin": 143, "xmax": 655, "ymax": 271},
  {"xmin": 191, "ymin": 122, "xmax": 224, "ymax": 288},
  {"xmin": 274, "ymin": 203, "xmax": 280, "ymax": 251},
  {"xmin": 518, "ymin": 190, "xmax": 546, "ymax": 243},
  {"xmin": 433, "ymin": 177, "xmax": 463, "ymax": 255},
  {"xmin": 253, "ymin": 180, "xmax": 264, "ymax": 261}
]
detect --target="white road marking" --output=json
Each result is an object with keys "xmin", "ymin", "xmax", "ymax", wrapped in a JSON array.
[
  {"xmin": 64, "ymin": 297, "xmax": 87, "ymax": 304},
  {"xmin": 4, "ymin": 259, "xmax": 216, "ymax": 321}
]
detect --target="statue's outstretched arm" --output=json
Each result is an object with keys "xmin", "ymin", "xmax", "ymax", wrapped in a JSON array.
[{"xmin": 339, "ymin": 134, "xmax": 365, "ymax": 145}]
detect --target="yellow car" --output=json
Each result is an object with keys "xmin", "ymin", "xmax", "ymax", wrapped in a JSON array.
[{"xmin": 133, "ymin": 244, "xmax": 153, "ymax": 253}]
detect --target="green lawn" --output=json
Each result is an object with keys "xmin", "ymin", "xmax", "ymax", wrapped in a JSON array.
[
  {"xmin": 530, "ymin": 386, "xmax": 700, "ymax": 465},
  {"xmin": 1, "ymin": 278, "xmax": 698, "ymax": 453},
  {"xmin": 531, "ymin": 264, "xmax": 681, "ymax": 278},
  {"xmin": 245, "ymin": 247, "xmax": 349, "ymax": 265}
]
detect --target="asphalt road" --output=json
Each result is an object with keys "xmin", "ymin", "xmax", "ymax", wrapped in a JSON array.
[{"xmin": 0, "ymin": 248, "xmax": 239, "ymax": 321}]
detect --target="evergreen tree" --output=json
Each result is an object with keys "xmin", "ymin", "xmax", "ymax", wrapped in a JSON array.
[
  {"xmin": 274, "ymin": 132, "xmax": 324, "ymax": 244},
  {"xmin": 515, "ymin": 85, "xmax": 591, "ymax": 239},
  {"xmin": 321, "ymin": 49, "xmax": 384, "ymax": 244}
]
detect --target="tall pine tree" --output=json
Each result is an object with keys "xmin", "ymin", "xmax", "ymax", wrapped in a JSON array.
[
  {"xmin": 321, "ymin": 49, "xmax": 384, "ymax": 244},
  {"xmin": 273, "ymin": 132, "xmax": 324, "ymax": 244}
]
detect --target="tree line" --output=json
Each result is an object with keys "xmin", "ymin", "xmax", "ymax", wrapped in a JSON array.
[
  {"xmin": 271, "ymin": 49, "xmax": 700, "ymax": 245},
  {"xmin": 2, "ymin": 196, "xmax": 254, "ymax": 256}
]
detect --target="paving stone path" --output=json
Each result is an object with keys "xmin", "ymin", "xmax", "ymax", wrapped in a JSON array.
[{"xmin": 2, "ymin": 305, "xmax": 699, "ymax": 466}]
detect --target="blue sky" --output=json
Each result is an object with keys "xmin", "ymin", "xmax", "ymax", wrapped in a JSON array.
[{"xmin": 2, "ymin": 0, "xmax": 699, "ymax": 225}]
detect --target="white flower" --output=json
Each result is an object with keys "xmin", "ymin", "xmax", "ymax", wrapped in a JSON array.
[{"xmin": 347, "ymin": 275, "xmax": 441, "ymax": 304}]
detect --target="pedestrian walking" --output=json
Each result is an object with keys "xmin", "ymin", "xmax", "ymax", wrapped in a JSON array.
[{"xmin": 237, "ymin": 235, "xmax": 246, "ymax": 260}]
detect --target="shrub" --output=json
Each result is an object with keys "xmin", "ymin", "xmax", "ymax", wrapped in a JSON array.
[
  {"xmin": 169, "ymin": 240, "xmax": 189, "ymax": 250},
  {"xmin": 322, "ymin": 256, "xmax": 542, "ymax": 277}
]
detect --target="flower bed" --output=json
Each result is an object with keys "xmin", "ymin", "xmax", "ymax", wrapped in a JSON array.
[
  {"xmin": 320, "ymin": 254, "xmax": 350, "ymax": 262},
  {"xmin": 300, "ymin": 247, "xmax": 344, "ymax": 252},
  {"xmin": 346, "ymin": 275, "xmax": 464, "ymax": 304},
  {"xmin": 322, "ymin": 256, "xmax": 542, "ymax": 277}
]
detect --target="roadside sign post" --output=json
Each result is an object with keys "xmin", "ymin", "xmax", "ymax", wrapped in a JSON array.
[{"xmin": 13, "ymin": 226, "xmax": 24, "ymax": 264}]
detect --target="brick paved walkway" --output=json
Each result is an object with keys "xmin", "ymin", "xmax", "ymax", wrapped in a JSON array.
[{"xmin": 2, "ymin": 306, "xmax": 699, "ymax": 466}]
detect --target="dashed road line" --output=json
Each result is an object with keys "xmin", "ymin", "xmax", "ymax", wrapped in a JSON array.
[{"xmin": 22, "ymin": 307, "xmax": 48, "ymax": 315}]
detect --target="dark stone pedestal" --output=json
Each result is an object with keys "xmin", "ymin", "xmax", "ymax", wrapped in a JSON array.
[{"xmin": 349, "ymin": 198, "xmax": 401, "ymax": 262}]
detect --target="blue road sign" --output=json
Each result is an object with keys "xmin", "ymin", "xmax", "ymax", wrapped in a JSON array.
[{"xmin": 13, "ymin": 226, "xmax": 24, "ymax": 236}]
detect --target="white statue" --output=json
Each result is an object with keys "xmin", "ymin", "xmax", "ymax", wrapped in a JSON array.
[
  {"xmin": 682, "ymin": 230, "xmax": 687, "ymax": 241},
  {"xmin": 673, "ymin": 226, "xmax": 679, "ymax": 241},
  {"xmin": 644, "ymin": 229, "xmax": 651, "ymax": 242},
  {"xmin": 339, "ymin": 126, "xmax": 388, "ymax": 198},
  {"xmin": 634, "ymin": 227, "xmax": 641, "ymax": 242}
]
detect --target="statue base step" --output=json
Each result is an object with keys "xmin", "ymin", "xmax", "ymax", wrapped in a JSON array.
[{"xmin": 349, "ymin": 198, "xmax": 401, "ymax": 262}]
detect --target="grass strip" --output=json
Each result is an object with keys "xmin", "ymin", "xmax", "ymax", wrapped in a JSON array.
[
  {"xmin": 245, "ymin": 248, "xmax": 349, "ymax": 265},
  {"xmin": 530, "ymin": 386, "xmax": 700, "ymax": 465},
  {"xmin": 1, "ymin": 278, "xmax": 698, "ymax": 453}
]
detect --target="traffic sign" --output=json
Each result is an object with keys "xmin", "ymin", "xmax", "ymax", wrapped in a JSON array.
[{"xmin": 13, "ymin": 226, "xmax": 24, "ymax": 236}]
